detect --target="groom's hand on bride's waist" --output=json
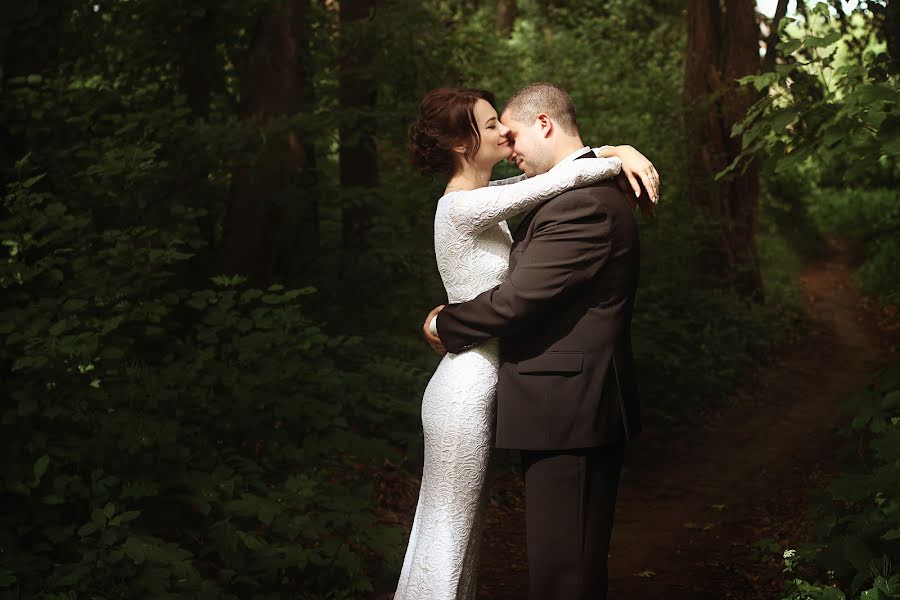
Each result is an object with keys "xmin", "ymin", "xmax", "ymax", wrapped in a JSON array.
[{"xmin": 423, "ymin": 305, "xmax": 446, "ymax": 354}]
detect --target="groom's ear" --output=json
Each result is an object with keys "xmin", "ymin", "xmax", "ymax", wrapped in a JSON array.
[{"xmin": 536, "ymin": 113, "xmax": 552, "ymax": 138}]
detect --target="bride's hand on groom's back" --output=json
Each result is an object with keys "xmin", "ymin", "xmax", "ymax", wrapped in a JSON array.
[
  {"xmin": 597, "ymin": 145, "xmax": 659, "ymax": 217},
  {"xmin": 615, "ymin": 174, "xmax": 657, "ymax": 219},
  {"xmin": 614, "ymin": 145, "xmax": 660, "ymax": 204},
  {"xmin": 423, "ymin": 305, "xmax": 447, "ymax": 354}
]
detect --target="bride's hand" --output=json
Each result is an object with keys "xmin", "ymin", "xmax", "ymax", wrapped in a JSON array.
[
  {"xmin": 423, "ymin": 305, "xmax": 446, "ymax": 354},
  {"xmin": 597, "ymin": 145, "xmax": 659, "ymax": 204}
]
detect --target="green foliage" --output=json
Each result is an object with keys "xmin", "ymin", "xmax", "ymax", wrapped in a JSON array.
[
  {"xmin": 724, "ymin": 4, "xmax": 898, "ymax": 308},
  {"xmin": 724, "ymin": 4, "xmax": 899, "ymax": 186},
  {"xmin": 0, "ymin": 168, "xmax": 403, "ymax": 597},
  {"xmin": 0, "ymin": 6, "xmax": 417, "ymax": 598},
  {"xmin": 766, "ymin": 366, "xmax": 900, "ymax": 600}
]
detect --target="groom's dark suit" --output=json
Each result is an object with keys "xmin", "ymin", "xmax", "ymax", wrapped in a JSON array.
[{"xmin": 436, "ymin": 151, "xmax": 641, "ymax": 599}]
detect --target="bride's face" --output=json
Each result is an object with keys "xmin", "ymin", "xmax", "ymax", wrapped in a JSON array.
[{"xmin": 469, "ymin": 98, "xmax": 513, "ymax": 167}]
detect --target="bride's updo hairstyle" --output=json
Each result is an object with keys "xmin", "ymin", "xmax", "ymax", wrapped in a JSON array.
[{"xmin": 409, "ymin": 87, "xmax": 497, "ymax": 177}]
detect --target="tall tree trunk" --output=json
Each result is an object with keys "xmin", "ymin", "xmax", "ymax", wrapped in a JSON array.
[
  {"xmin": 883, "ymin": 0, "xmax": 899, "ymax": 75},
  {"xmin": 338, "ymin": 0, "xmax": 377, "ymax": 282},
  {"xmin": 221, "ymin": 0, "xmax": 317, "ymax": 286},
  {"xmin": 762, "ymin": 0, "xmax": 790, "ymax": 73},
  {"xmin": 174, "ymin": 8, "xmax": 217, "ymax": 259},
  {"xmin": 684, "ymin": 0, "xmax": 764, "ymax": 302},
  {"xmin": 177, "ymin": 8, "xmax": 215, "ymax": 120},
  {"xmin": 495, "ymin": 0, "xmax": 518, "ymax": 35}
]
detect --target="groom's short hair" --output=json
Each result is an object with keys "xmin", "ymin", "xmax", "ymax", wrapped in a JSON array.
[{"xmin": 503, "ymin": 82, "xmax": 579, "ymax": 135}]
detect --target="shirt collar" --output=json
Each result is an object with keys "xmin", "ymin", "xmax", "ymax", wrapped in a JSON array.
[{"xmin": 553, "ymin": 146, "xmax": 592, "ymax": 169}]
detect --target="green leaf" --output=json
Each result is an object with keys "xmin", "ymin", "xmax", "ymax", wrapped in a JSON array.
[
  {"xmin": 32, "ymin": 454, "xmax": 49, "ymax": 483},
  {"xmin": 881, "ymin": 390, "xmax": 900, "ymax": 410},
  {"xmin": 853, "ymin": 84, "xmax": 900, "ymax": 105},
  {"xmin": 237, "ymin": 531, "xmax": 264, "ymax": 550},
  {"xmin": 740, "ymin": 72, "xmax": 779, "ymax": 92},
  {"xmin": 812, "ymin": 2, "xmax": 830, "ymax": 17},
  {"xmin": 62, "ymin": 298, "xmax": 88, "ymax": 311},
  {"xmin": 0, "ymin": 570, "xmax": 16, "ymax": 588},
  {"xmin": 804, "ymin": 30, "xmax": 842, "ymax": 48},
  {"xmin": 771, "ymin": 107, "xmax": 800, "ymax": 131},
  {"xmin": 22, "ymin": 173, "xmax": 46, "ymax": 188},
  {"xmin": 210, "ymin": 274, "xmax": 247, "ymax": 287},
  {"xmin": 779, "ymin": 38, "xmax": 802, "ymax": 55},
  {"xmin": 123, "ymin": 536, "xmax": 146, "ymax": 565},
  {"xmin": 92, "ymin": 507, "xmax": 107, "ymax": 526},
  {"xmin": 261, "ymin": 293, "xmax": 288, "ymax": 305},
  {"xmin": 110, "ymin": 510, "xmax": 141, "ymax": 526},
  {"xmin": 820, "ymin": 587, "xmax": 846, "ymax": 600}
]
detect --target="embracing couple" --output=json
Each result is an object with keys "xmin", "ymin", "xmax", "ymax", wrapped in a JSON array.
[{"xmin": 395, "ymin": 82, "xmax": 659, "ymax": 600}]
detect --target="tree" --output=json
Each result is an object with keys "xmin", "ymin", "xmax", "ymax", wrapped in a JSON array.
[
  {"xmin": 496, "ymin": 0, "xmax": 518, "ymax": 35},
  {"xmin": 684, "ymin": 0, "xmax": 764, "ymax": 301},
  {"xmin": 338, "ymin": 0, "xmax": 378, "ymax": 282},
  {"xmin": 221, "ymin": 0, "xmax": 317, "ymax": 285}
]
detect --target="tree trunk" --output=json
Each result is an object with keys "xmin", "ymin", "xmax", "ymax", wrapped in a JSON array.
[
  {"xmin": 684, "ymin": 0, "xmax": 764, "ymax": 302},
  {"xmin": 762, "ymin": 0, "xmax": 790, "ymax": 74},
  {"xmin": 338, "ymin": 0, "xmax": 378, "ymax": 282},
  {"xmin": 177, "ymin": 8, "xmax": 215, "ymax": 120},
  {"xmin": 495, "ymin": 0, "xmax": 518, "ymax": 36},
  {"xmin": 221, "ymin": 0, "xmax": 317, "ymax": 286}
]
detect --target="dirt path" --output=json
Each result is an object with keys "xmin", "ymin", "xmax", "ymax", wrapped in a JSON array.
[{"xmin": 472, "ymin": 241, "xmax": 894, "ymax": 599}]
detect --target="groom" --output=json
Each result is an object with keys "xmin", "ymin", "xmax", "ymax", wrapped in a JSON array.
[{"xmin": 424, "ymin": 82, "xmax": 645, "ymax": 599}]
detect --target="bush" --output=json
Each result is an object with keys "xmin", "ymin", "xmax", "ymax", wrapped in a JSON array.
[
  {"xmin": 765, "ymin": 365, "xmax": 900, "ymax": 600},
  {"xmin": 0, "ymin": 86, "xmax": 409, "ymax": 600}
]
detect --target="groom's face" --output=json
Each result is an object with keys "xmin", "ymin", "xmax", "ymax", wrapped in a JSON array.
[{"xmin": 500, "ymin": 109, "xmax": 553, "ymax": 177}]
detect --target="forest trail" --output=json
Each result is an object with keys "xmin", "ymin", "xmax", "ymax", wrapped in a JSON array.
[{"xmin": 472, "ymin": 238, "xmax": 894, "ymax": 599}]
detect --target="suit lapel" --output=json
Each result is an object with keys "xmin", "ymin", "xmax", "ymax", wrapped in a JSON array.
[{"xmin": 510, "ymin": 202, "xmax": 544, "ymax": 246}]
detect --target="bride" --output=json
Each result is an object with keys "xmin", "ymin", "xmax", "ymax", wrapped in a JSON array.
[{"xmin": 395, "ymin": 86, "xmax": 658, "ymax": 599}]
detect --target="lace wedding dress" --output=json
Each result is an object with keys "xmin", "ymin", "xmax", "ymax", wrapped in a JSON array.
[{"xmin": 394, "ymin": 154, "xmax": 622, "ymax": 600}]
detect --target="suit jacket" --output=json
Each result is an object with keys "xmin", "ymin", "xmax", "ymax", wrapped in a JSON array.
[{"xmin": 436, "ymin": 152, "xmax": 641, "ymax": 450}]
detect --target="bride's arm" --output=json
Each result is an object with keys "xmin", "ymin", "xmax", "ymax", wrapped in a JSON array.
[
  {"xmin": 594, "ymin": 144, "xmax": 659, "ymax": 202},
  {"xmin": 446, "ymin": 157, "xmax": 622, "ymax": 234},
  {"xmin": 489, "ymin": 174, "xmax": 528, "ymax": 186},
  {"xmin": 492, "ymin": 145, "xmax": 659, "ymax": 201}
]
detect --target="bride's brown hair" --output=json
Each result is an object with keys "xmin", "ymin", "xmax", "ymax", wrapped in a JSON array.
[{"xmin": 409, "ymin": 87, "xmax": 497, "ymax": 177}]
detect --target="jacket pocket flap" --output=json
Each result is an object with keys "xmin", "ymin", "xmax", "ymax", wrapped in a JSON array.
[{"xmin": 517, "ymin": 352, "xmax": 583, "ymax": 374}]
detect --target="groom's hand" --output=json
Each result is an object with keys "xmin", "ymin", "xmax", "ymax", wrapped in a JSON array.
[{"xmin": 423, "ymin": 305, "xmax": 446, "ymax": 354}]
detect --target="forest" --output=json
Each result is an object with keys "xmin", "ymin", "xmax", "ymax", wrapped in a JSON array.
[{"xmin": 0, "ymin": 0, "xmax": 897, "ymax": 598}]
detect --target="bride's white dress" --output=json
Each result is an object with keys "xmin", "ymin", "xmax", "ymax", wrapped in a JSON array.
[{"xmin": 394, "ymin": 154, "xmax": 622, "ymax": 600}]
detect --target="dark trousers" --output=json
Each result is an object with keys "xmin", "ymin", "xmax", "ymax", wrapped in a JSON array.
[{"xmin": 520, "ymin": 442, "xmax": 626, "ymax": 600}]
